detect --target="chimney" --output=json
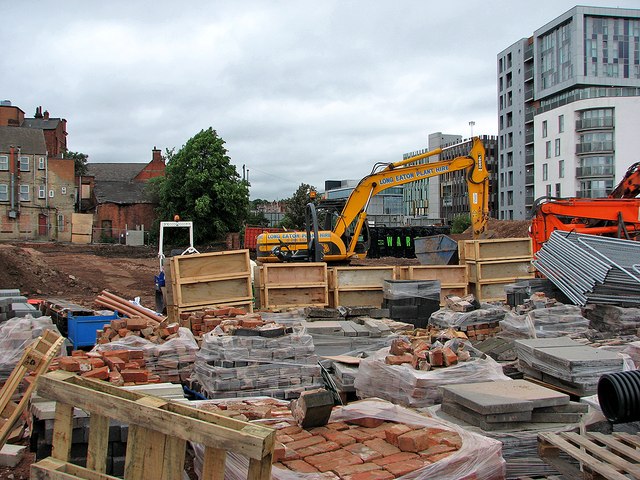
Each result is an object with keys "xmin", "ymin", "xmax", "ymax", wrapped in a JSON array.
[
  {"xmin": 43, "ymin": 110, "xmax": 50, "ymax": 120},
  {"xmin": 35, "ymin": 106, "xmax": 43, "ymax": 118},
  {"xmin": 152, "ymin": 146, "xmax": 163, "ymax": 163}
]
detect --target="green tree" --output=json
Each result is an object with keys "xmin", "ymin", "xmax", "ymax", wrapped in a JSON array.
[
  {"xmin": 280, "ymin": 183, "xmax": 317, "ymax": 229},
  {"xmin": 451, "ymin": 214, "xmax": 472, "ymax": 234},
  {"xmin": 246, "ymin": 210, "xmax": 270, "ymax": 227},
  {"xmin": 64, "ymin": 150, "xmax": 89, "ymax": 176},
  {"xmin": 154, "ymin": 128, "xmax": 249, "ymax": 243}
]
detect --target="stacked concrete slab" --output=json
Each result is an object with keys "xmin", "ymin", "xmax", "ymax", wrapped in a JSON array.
[
  {"xmin": 0, "ymin": 289, "xmax": 35, "ymax": 321},
  {"xmin": 192, "ymin": 327, "xmax": 323, "ymax": 400},
  {"xmin": 514, "ymin": 337, "xmax": 624, "ymax": 396},
  {"xmin": 440, "ymin": 380, "xmax": 587, "ymax": 431}
]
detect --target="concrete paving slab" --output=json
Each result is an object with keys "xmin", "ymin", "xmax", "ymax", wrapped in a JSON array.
[
  {"xmin": 0, "ymin": 444, "xmax": 26, "ymax": 467},
  {"xmin": 531, "ymin": 345, "xmax": 622, "ymax": 369},
  {"xmin": 444, "ymin": 399, "xmax": 533, "ymax": 423},
  {"xmin": 514, "ymin": 337, "xmax": 579, "ymax": 355},
  {"xmin": 441, "ymin": 379, "xmax": 569, "ymax": 415}
]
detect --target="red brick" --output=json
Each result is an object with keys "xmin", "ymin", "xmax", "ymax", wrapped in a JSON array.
[
  {"xmin": 348, "ymin": 417, "xmax": 385, "ymax": 428},
  {"xmin": 296, "ymin": 440, "xmax": 340, "ymax": 458},
  {"xmin": 104, "ymin": 356, "xmax": 126, "ymax": 372},
  {"xmin": 326, "ymin": 421, "xmax": 350, "ymax": 431},
  {"xmin": 128, "ymin": 350, "xmax": 144, "ymax": 360},
  {"xmin": 344, "ymin": 443, "xmax": 382, "ymax": 462},
  {"xmin": 102, "ymin": 350, "xmax": 130, "ymax": 362},
  {"xmin": 276, "ymin": 433, "xmax": 294, "ymax": 444},
  {"xmin": 397, "ymin": 430, "xmax": 438, "ymax": 453},
  {"xmin": 320, "ymin": 429, "xmax": 356, "ymax": 446},
  {"xmin": 279, "ymin": 445, "xmax": 300, "ymax": 462},
  {"xmin": 279, "ymin": 425, "xmax": 303, "ymax": 436},
  {"xmin": 428, "ymin": 348, "xmax": 443, "ymax": 366},
  {"xmin": 282, "ymin": 459, "xmax": 319, "ymax": 473},
  {"xmin": 305, "ymin": 448, "xmax": 363, "ymax": 470},
  {"xmin": 120, "ymin": 369, "xmax": 149, "ymax": 383},
  {"xmin": 71, "ymin": 350, "xmax": 88, "ymax": 357},
  {"xmin": 344, "ymin": 470, "xmax": 394, "ymax": 480},
  {"xmin": 286, "ymin": 435, "xmax": 325, "ymax": 451},
  {"xmin": 419, "ymin": 443, "xmax": 457, "ymax": 459},
  {"xmin": 442, "ymin": 346, "xmax": 458, "ymax": 366},
  {"xmin": 372, "ymin": 451, "xmax": 419, "ymax": 466},
  {"xmin": 384, "ymin": 424, "xmax": 412, "ymax": 446},
  {"xmin": 432, "ymin": 430, "xmax": 463, "ymax": 449},
  {"xmin": 384, "ymin": 354, "xmax": 413, "ymax": 365},
  {"xmin": 126, "ymin": 316, "xmax": 148, "ymax": 331},
  {"xmin": 289, "ymin": 430, "xmax": 313, "ymax": 441},
  {"xmin": 110, "ymin": 319, "xmax": 127, "ymax": 330},
  {"xmin": 425, "ymin": 451, "xmax": 455, "ymax": 463},
  {"xmin": 227, "ymin": 307, "xmax": 247, "ymax": 316},
  {"xmin": 389, "ymin": 338, "xmax": 411, "ymax": 355},
  {"xmin": 58, "ymin": 357, "xmax": 80, "ymax": 372},
  {"xmin": 81, "ymin": 366, "xmax": 110, "ymax": 380},
  {"xmin": 273, "ymin": 442, "xmax": 286, "ymax": 462},
  {"xmin": 363, "ymin": 438, "xmax": 401, "ymax": 457},
  {"xmin": 88, "ymin": 358, "xmax": 105, "ymax": 369},
  {"xmin": 109, "ymin": 370, "xmax": 124, "ymax": 386},
  {"xmin": 335, "ymin": 462, "xmax": 382, "ymax": 477},
  {"xmin": 384, "ymin": 459, "xmax": 425, "ymax": 476},
  {"xmin": 343, "ymin": 428, "xmax": 377, "ymax": 443}
]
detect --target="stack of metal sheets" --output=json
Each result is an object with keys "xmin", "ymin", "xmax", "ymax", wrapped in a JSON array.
[{"xmin": 533, "ymin": 231, "xmax": 640, "ymax": 306}]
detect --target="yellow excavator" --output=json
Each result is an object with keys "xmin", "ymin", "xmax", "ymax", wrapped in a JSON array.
[{"xmin": 257, "ymin": 137, "xmax": 490, "ymax": 263}]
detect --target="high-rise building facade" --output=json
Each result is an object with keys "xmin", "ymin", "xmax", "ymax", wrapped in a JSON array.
[{"xmin": 497, "ymin": 6, "xmax": 640, "ymax": 220}]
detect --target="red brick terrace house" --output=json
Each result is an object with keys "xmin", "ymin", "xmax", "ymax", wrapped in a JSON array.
[
  {"xmin": 0, "ymin": 102, "xmax": 75, "ymax": 241},
  {"xmin": 84, "ymin": 148, "xmax": 165, "ymax": 242}
]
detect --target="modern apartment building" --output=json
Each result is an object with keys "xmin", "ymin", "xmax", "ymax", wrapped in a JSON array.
[
  {"xmin": 403, "ymin": 133, "xmax": 499, "ymax": 225},
  {"xmin": 498, "ymin": 6, "xmax": 640, "ymax": 220}
]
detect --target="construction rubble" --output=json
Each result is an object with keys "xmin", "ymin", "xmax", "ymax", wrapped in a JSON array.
[{"xmin": 4, "ymin": 236, "xmax": 640, "ymax": 479}]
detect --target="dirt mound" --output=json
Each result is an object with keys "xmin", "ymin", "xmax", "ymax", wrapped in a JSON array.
[{"xmin": 456, "ymin": 218, "xmax": 531, "ymax": 240}]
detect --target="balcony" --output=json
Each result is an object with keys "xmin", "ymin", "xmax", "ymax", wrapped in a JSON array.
[
  {"xmin": 577, "ymin": 189, "xmax": 609, "ymax": 198},
  {"xmin": 525, "ymin": 173, "xmax": 534, "ymax": 185},
  {"xmin": 576, "ymin": 165, "xmax": 614, "ymax": 178},
  {"xmin": 576, "ymin": 141, "xmax": 614, "ymax": 154},
  {"xmin": 575, "ymin": 118, "xmax": 614, "ymax": 131},
  {"xmin": 524, "ymin": 44, "xmax": 533, "ymax": 61},
  {"xmin": 525, "ymin": 111, "xmax": 534, "ymax": 123},
  {"xmin": 524, "ymin": 65, "xmax": 534, "ymax": 81},
  {"xmin": 525, "ymin": 194, "xmax": 535, "ymax": 206},
  {"xmin": 524, "ymin": 87, "xmax": 534, "ymax": 101},
  {"xmin": 525, "ymin": 132, "xmax": 534, "ymax": 145}
]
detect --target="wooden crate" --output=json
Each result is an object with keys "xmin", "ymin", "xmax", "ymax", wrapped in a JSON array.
[
  {"xmin": 538, "ymin": 431, "xmax": 640, "ymax": 480},
  {"xmin": 328, "ymin": 266, "xmax": 396, "ymax": 307},
  {"xmin": 403, "ymin": 265, "xmax": 468, "ymax": 305},
  {"xmin": 257, "ymin": 263, "xmax": 328, "ymax": 308},
  {"xmin": 462, "ymin": 238, "xmax": 532, "ymax": 261},
  {"xmin": 466, "ymin": 258, "xmax": 535, "ymax": 283},
  {"xmin": 32, "ymin": 370, "xmax": 275, "ymax": 480},
  {"xmin": 469, "ymin": 279, "xmax": 517, "ymax": 302},
  {"xmin": 167, "ymin": 250, "xmax": 252, "ymax": 309}
]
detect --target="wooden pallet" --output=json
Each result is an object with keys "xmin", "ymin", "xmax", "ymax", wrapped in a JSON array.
[
  {"xmin": 539, "ymin": 431, "xmax": 640, "ymax": 480},
  {"xmin": 31, "ymin": 370, "xmax": 275, "ymax": 480},
  {"xmin": 400, "ymin": 265, "xmax": 468, "ymax": 305},
  {"xmin": 461, "ymin": 237, "xmax": 532, "ymax": 261},
  {"xmin": 0, "ymin": 329, "xmax": 63, "ymax": 449}
]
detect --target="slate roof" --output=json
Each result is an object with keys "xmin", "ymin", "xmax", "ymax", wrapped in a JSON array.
[
  {"xmin": 93, "ymin": 181, "xmax": 154, "ymax": 205},
  {"xmin": 86, "ymin": 163, "xmax": 147, "ymax": 182},
  {"xmin": 0, "ymin": 126, "xmax": 47, "ymax": 155},
  {"xmin": 23, "ymin": 118, "xmax": 63, "ymax": 130}
]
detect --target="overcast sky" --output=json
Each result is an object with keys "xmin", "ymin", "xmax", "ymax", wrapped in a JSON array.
[{"xmin": 3, "ymin": 1, "xmax": 639, "ymax": 201}]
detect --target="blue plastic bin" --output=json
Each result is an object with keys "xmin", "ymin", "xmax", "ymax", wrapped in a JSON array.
[{"xmin": 67, "ymin": 311, "xmax": 119, "ymax": 349}]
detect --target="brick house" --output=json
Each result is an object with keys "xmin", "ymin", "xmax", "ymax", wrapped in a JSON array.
[
  {"xmin": 0, "ymin": 102, "xmax": 75, "ymax": 241},
  {"xmin": 85, "ymin": 148, "xmax": 165, "ymax": 242}
]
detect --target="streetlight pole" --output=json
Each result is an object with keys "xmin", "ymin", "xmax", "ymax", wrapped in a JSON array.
[{"xmin": 469, "ymin": 121, "xmax": 475, "ymax": 138}]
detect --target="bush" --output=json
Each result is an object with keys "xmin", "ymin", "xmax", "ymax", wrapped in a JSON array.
[{"xmin": 451, "ymin": 215, "xmax": 471, "ymax": 234}]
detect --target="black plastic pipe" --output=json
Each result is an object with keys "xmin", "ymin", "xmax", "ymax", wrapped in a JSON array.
[{"xmin": 597, "ymin": 370, "xmax": 640, "ymax": 423}]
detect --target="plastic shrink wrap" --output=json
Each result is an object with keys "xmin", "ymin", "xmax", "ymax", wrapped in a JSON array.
[
  {"xmin": 0, "ymin": 315, "xmax": 61, "ymax": 381},
  {"xmin": 499, "ymin": 305, "xmax": 590, "ymax": 340},
  {"xmin": 354, "ymin": 346, "xmax": 510, "ymax": 407},
  {"xmin": 430, "ymin": 305, "xmax": 507, "ymax": 328},
  {"xmin": 192, "ymin": 399, "xmax": 505, "ymax": 480}
]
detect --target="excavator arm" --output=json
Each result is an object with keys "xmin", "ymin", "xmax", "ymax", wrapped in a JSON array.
[{"xmin": 333, "ymin": 137, "xmax": 489, "ymax": 258}]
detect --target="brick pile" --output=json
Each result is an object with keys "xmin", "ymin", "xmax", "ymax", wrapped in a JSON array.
[
  {"xmin": 53, "ymin": 349, "xmax": 160, "ymax": 385},
  {"xmin": 96, "ymin": 316, "xmax": 180, "ymax": 344},
  {"xmin": 383, "ymin": 336, "xmax": 477, "ymax": 371},
  {"xmin": 91, "ymin": 324, "xmax": 198, "ymax": 383},
  {"xmin": 272, "ymin": 419, "xmax": 463, "ymax": 478},
  {"xmin": 429, "ymin": 300, "xmax": 506, "ymax": 342},
  {"xmin": 177, "ymin": 306, "xmax": 263, "ymax": 337},
  {"xmin": 190, "ymin": 320, "xmax": 323, "ymax": 400}
]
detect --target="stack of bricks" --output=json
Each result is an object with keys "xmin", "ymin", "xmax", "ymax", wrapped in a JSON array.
[
  {"xmin": 461, "ymin": 322, "xmax": 501, "ymax": 341},
  {"xmin": 190, "ymin": 320, "xmax": 323, "ymax": 400},
  {"xmin": 383, "ymin": 337, "xmax": 475, "ymax": 371},
  {"xmin": 272, "ymin": 418, "xmax": 463, "ymax": 478},
  {"xmin": 178, "ymin": 306, "xmax": 260, "ymax": 337},
  {"xmin": 96, "ymin": 316, "xmax": 180, "ymax": 345},
  {"xmin": 53, "ymin": 349, "xmax": 159, "ymax": 385}
]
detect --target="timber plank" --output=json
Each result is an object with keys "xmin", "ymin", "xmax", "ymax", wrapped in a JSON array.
[
  {"xmin": 86, "ymin": 414, "xmax": 109, "ymax": 473},
  {"xmin": 51, "ymin": 403, "xmax": 74, "ymax": 462},
  {"xmin": 202, "ymin": 447, "xmax": 227, "ymax": 479}
]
